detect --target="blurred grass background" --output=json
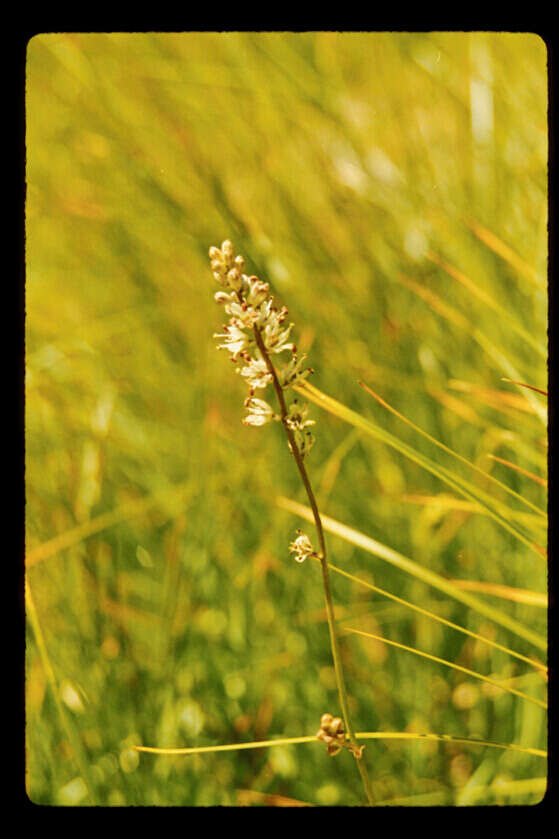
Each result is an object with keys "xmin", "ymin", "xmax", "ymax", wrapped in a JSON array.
[{"xmin": 25, "ymin": 31, "xmax": 547, "ymax": 806}]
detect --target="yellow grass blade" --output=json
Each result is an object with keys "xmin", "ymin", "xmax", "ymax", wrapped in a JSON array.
[
  {"xmin": 277, "ymin": 495, "xmax": 546, "ymax": 651},
  {"xmin": 236, "ymin": 789, "xmax": 314, "ymax": 807},
  {"xmin": 308, "ymin": 554, "xmax": 546, "ymax": 675},
  {"xmin": 133, "ymin": 732, "xmax": 546, "ymax": 759},
  {"xmin": 426, "ymin": 249, "xmax": 545, "ymax": 358},
  {"xmin": 294, "ymin": 381, "xmax": 546, "ymax": 558},
  {"xmin": 465, "ymin": 217, "xmax": 544, "ymax": 288},
  {"xmin": 501, "ymin": 377, "xmax": 548, "ymax": 397},
  {"xmin": 487, "ymin": 454, "xmax": 547, "ymax": 487},
  {"xmin": 448, "ymin": 578, "xmax": 547, "ymax": 608},
  {"xmin": 395, "ymin": 273, "xmax": 547, "ymax": 425},
  {"xmin": 344, "ymin": 627, "xmax": 547, "ymax": 709},
  {"xmin": 135, "ymin": 736, "xmax": 315, "ymax": 755},
  {"xmin": 359, "ymin": 380, "xmax": 547, "ymax": 519},
  {"xmin": 399, "ymin": 493, "xmax": 545, "ymax": 532},
  {"xmin": 26, "ymin": 481, "xmax": 193, "ymax": 568}
]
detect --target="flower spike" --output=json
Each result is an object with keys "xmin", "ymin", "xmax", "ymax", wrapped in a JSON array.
[{"xmin": 208, "ymin": 240, "xmax": 315, "ymax": 457}]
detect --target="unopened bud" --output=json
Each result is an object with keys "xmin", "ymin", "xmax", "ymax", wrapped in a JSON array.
[
  {"xmin": 221, "ymin": 240, "xmax": 234, "ymax": 258},
  {"xmin": 320, "ymin": 713, "xmax": 334, "ymax": 729},
  {"xmin": 330, "ymin": 717, "xmax": 344, "ymax": 736}
]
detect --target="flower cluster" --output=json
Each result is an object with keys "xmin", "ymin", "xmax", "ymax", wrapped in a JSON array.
[
  {"xmin": 289, "ymin": 529, "xmax": 317, "ymax": 563},
  {"xmin": 209, "ymin": 240, "xmax": 315, "ymax": 455},
  {"xmin": 316, "ymin": 713, "xmax": 347, "ymax": 756},
  {"xmin": 316, "ymin": 713, "xmax": 365, "ymax": 759}
]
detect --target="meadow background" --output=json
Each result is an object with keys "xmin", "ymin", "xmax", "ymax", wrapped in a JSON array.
[{"xmin": 25, "ymin": 31, "xmax": 548, "ymax": 807}]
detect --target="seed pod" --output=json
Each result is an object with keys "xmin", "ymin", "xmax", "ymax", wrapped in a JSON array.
[{"xmin": 329, "ymin": 717, "xmax": 344, "ymax": 736}]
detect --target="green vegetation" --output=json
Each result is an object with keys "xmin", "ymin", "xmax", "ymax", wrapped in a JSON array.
[{"xmin": 26, "ymin": 31, "xmax": 547, "ymax": 806}]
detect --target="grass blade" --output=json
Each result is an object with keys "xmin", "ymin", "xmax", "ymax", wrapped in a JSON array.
[
  {"xmin": 487, "ymin": 454, "xmax": 547, "ymax": 487},
  {"xmin": 343, "ymin": 627, "xmax": 547, "ymax": 709},
  {"xmin": 26, "ymin": 481, "xmax": 193, "ymax": 568},
  {"xmin": 308, "ymin": 554, "xmax": 546, "ymax": 674},
  {"xmin": 426, "ymin": 249, "xmax": 546, "ymax": 359},
  {"xmin": 359, "ymin": 380, "xmax": 547, "ymax": 519},
  {"xmin": 133, "ymin": 733, "xmax": 546, "ymax": 759},
  {"xmin": 448, "ymin": 579, "xmax": 547, "ymax": 608},
  {"xmin": 396, "ymin": 273, "xmax": 548, "ymax": 425},
  {"xmin": 295, "ymin": 381, "xmax": 546, "ymax": 558},
  {"xmin": 277, "ymin": 495, "xmax": 547, "ymax": 651},
  {"xmin": 464, "ymin": 217, "xmax": 545, "ymax": 288},
  {"xmin": 501, "ymin": 378, "xmax": 548, "ymax": 397}
]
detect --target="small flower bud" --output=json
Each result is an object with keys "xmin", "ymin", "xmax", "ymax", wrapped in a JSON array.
[
  {"xmin": 221, "ymin": 240, "xmax": 234, "ymax": 258},
  {"xmin": 209, "ymin": 246, "xmax": 221, "ymax": 260},
  {"xmin": 320, "ymin": 713, "xmax": 334, "ymax": 729},
  {"xmin": 329, "ymin": 717, "xmax": 344, "ymax": 736},
  {"xmin": 234, "ymin": 255, "xmax": 245, "ymax": 270}
]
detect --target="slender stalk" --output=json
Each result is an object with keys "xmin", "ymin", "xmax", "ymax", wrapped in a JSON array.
[{"xmin": 252, "ymin": 325, "xmax": 375, "ymax": 806}]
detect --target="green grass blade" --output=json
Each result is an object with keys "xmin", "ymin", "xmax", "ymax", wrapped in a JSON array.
[
  {"xmin": 344, "ymin": 627, "xmax": 547, "ymax": 709},
  {"xmin": 308, "ymin": 554, "xmax": 546, "ymax": 673},
  {"xmin": 26, "ymin": 481, "xmax": 194, "ymax": 568},
  {"xmin": 277, "ymin": 495, "xmax": 547, "ymax": 651},
  {"xmin": 396, "ymin": 273, "xmax": 548, "ymax": 426},
  {"xmin": 427, "ymin": 249, "xmax": 546, "ymax": 359},
  {"xmin": 359, "ymin": 380, "xmax": 547, "ymax": 519},
  {"xmin": 295, "ymin": 380, "xmax": 546, "ymax": 559}
]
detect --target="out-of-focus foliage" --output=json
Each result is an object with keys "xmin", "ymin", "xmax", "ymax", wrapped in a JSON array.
[{"xmin": 25, "ymin": 32, "xmax": 547, "ymax": 806}]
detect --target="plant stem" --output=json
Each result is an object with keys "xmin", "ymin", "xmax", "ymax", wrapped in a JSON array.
[{"xmin": 252, "ymin": 325, "xmax": 375, "ymax": 806}]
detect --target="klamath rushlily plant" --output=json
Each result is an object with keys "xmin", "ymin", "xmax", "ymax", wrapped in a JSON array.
[
  {"xmin": 209, "ymin": 240, "xmax": 375, "ymax": 805},
  {"xmin": 211, "ymin": 239, "xmax": 315, "ymax": 454}
]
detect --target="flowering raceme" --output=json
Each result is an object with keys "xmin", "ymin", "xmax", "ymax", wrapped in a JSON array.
[
  {"xmin": 208, "ymin": 241, "xmax": 373, "ymax": 798},
  {"xmin": 210, "ymin": 240, "xmax": 315, "ymax": 454}
]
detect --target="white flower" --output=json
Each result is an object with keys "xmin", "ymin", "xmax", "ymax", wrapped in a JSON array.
[
  {"xmin": 209, "ymin": 239, "xmax": 317, "ymax": 457},
  {"xmin": 285, "ymin": 400, "xmax": 315, "ymax": 432},
  {"xmin": 238, "ymin": 357, "xmax": 272, "ymax": 391},
  {"xmin": 214, "ymin": 290, "xmax": 236, "ymax": 306},
  {"xmin": 262, "ymin": 320, "xmax": 295, "ymax": 355},
  {"xmin": 214, "ymin": 323, "xmax": 253, "ymax": 360},
  {"xmin": 289, "ymin": 530, "xmax": 316, "ymax": 562},
  {"xmin": 243, "ymin": 397, "xmax": 277, "ymax": 427}
]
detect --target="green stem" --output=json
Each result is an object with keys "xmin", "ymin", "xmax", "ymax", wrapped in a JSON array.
[{"xmin": 252, "ymin": 326, "xmax": 375, "ymax": 806}]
